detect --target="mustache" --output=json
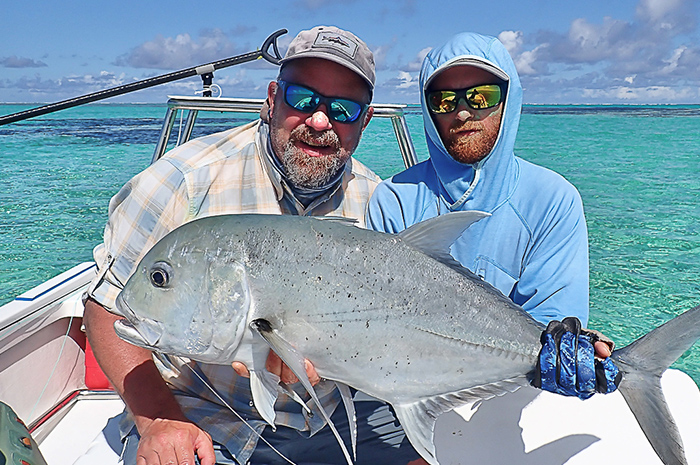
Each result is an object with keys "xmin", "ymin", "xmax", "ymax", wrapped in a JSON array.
[
  {"xmin": 290, "ymin": 125, "xmax": 341, "ymax": 150},
  {"xmin": 450, "ymin": 121, "xmax": 485, "ymax": 134}
]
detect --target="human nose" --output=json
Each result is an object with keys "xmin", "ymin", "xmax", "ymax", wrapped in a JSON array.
[
  {"xmin": 456, "ymin": 109, "xmax": 473, "ymax": 122},
  {"xmin": 305, "ymin": 107, "xmax": 333, "ymax": 131},
  {"xmin": 454, "ymin": 98, "xmax": 474, "ymax": 121}
]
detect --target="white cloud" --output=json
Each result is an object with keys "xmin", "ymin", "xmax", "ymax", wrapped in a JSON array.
[
  {"xmin": 636, "ymin": 0, "xmax": 686, "ymax": 24},
  {"xmin": 396, "ymin": 71, "xmax": 418, "ymax": 89},
  {"xmin": 11, "ymin": 71, "xmax": 128, "ymax": 97},
  {"xmin": 515, "ymin": 46, "xmax": 546, "ymax": 76},
  {"xmin": 401, "ymin": 47, "xmax": 431, "ymax": 72},
  {"xmin": 498, "ymin": 30, "xmax": 524, "ymax": 54},
  {"xmin": 557, "ymin": 17, "xmax": 634, "ymax": 63},
  {"xmin": 659, "ymin": 46, "xmax": 687, "ymax": 74},
  {"xmin": 500, "ymin": 0, "xmax": 700, "ymax": 102},
  {"xmin": 115, "ymin": 29, "xmax": 240, "ymax": 70},
  {"xmin": 579, "ymin": 84, "xmax": 697, "ymax": 102},
  {"xmin": 1, "ymin": 56, "xmax": 48, "ymax": 68},
  {"xmin": 372, "ymin": 42, "xmax": 395, "ymax": 71},
  {"xmin": 636, "ymin": 0, "xmax": 697, "ymax": 34},
  {"xmin": 498, "ymin": 30, "xmax": 544, "ymax": 76}
]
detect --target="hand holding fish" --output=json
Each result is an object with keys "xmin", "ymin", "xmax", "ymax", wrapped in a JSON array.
[
  {"xmin": 232, "ymin": 351, "xmax": 321, "ymax": 385},
  {"xmin": 533, "ymin": 317, "xmax": 621, "ymax": 399},
  {"xmin": 135, "ymin": 418, "xmax": 214, "ymax": 465}
]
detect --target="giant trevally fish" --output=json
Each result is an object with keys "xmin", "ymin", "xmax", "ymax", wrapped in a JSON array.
[{"xmin": 113, "ymin": 212, "xmax": 700, "ymax": 465}]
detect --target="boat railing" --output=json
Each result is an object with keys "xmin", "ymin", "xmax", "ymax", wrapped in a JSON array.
[{"xmin": 152, "ymin": 96, "xmax": 418, "ymax": 169}]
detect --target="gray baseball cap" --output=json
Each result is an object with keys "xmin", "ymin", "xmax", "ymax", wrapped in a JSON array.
[{"xmin": 280, "ymin": 26, "xmax": 375, "ymax": 92}]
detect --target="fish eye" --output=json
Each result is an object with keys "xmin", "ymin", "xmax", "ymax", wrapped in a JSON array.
[{"xmin": 149, "ymin": 262, "xmax": 173, "ymax": 288}]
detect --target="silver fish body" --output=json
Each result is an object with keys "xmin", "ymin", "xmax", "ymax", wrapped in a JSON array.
[{"xmin": 114, "ymin": 213, "xmax": 700, "ymax": 465}]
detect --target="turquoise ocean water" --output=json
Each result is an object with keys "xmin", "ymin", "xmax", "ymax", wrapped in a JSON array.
[{"xmin": 1, "ymin": 102, "xmax": 699, "ymax": 386}]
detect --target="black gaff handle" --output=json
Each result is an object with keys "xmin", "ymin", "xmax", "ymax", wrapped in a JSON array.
[
  {"xmin": 0, "ymin": 29, "xmax": 288, "ymax": 126},
  {"xmin": 261, "ymin": 28, "xmax": 287, "ymax": 65}
]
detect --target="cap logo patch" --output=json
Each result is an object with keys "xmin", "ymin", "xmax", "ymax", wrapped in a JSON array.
[{"xmin": 313, "ymin": 31, "xmax": 358, "ymax": 58}]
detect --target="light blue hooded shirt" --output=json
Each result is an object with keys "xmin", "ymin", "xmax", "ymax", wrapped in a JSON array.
[{"xmin": 367, "ymin": 32, "xmax": 589, "ymax": 325}]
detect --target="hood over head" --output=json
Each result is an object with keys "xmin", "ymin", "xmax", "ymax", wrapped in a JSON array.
[{"xmin": 420, "ymin": 32, "xmax": 522, "ymax": 212}]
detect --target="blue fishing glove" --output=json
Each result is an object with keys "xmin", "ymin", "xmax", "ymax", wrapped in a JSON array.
[{"xmin": 532, "ymin": 317, "xmax": 621, "ymax": 399}]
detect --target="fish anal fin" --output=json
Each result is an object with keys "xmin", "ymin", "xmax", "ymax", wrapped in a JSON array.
[
  {"xmin": 394, "ymin": 378, "xmax": 528, "ymax": 465},
  {"xmin": 393, "ymin": 402, "xmax": 440, "ymax": 465}
]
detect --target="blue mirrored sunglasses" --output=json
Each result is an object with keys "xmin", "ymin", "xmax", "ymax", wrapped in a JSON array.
[{"xmin": 278, "ymin": 80, "xmax": 368, "ymax": 123}]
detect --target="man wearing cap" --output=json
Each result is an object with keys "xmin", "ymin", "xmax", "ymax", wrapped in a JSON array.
[
  {"xmin": 82, "ymin": 26, "xmax": 425, "ymax": 465},
  {"xmin": 367, "ymin": 32, "xmax": 620, "ymax": 400}
]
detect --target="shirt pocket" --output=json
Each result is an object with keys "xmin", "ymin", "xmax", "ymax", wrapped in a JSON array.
[{"xmin": 474, "ymin": 255, "xmax": 519, "ymax": 299}]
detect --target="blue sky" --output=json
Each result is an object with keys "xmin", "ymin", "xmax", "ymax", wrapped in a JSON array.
[{"xmin": 2, "ymin": 0, "xmax": 700, "ymax": 105}]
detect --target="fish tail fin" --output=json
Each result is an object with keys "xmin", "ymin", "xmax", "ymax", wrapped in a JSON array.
[{"xmin": 612, "ymin": 304, "xmax": 700, "ymax": 465}]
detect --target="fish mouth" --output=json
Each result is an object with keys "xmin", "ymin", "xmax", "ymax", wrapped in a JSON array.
[{"xmin": 114, "ymin": 293, "xmax": 164, "ymax": 349}]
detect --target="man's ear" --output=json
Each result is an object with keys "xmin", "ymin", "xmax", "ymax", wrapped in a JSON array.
[
  {"xmin": 360, "ymin": 106, "xmax": 374, "ymax": 132},
  {"xmin": 259, "ymin": 98, "xmax": 271, "ymax": 123},
  {"xmin": 267, "ymin": 81, "xmax": 278, "ymax": 116}
]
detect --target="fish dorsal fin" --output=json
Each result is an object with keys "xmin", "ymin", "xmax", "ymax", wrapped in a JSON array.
[
  {"xmin": 250, "ymin": 319, "xmax": 356, "ymax": 465},
  {"xmin": 398, "ymin": 211, "xmax": 489, "ymax": 271},
  {"xmin": 393, "ymin": 377, "xmax": 527, "ymax": 465}
]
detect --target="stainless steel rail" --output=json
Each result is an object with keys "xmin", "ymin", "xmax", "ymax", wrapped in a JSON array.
[{"xmin": 152, "ymin": 96, "xmax": 418, "ymax": 169}]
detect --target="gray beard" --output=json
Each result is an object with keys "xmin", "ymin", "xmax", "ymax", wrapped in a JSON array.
[
  {"xmin": 277, "ymin": 126, "xmax": 350, "ymax": 189},
  {"xmin": 281, "ymin": 143, "xmax": 348, "ymax": 189}
]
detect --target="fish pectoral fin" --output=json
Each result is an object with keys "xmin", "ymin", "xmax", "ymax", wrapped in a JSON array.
[
  {"xmin": 279, "ymin": 383, "xmax": 312, "ymax": 414},
  {"xmin": 250, "ymin": 319, "xmax": 355, "ymax": 465},
  {"xmin": 336, "ymin": 382, "xmax": 357, "ymax": 460}
]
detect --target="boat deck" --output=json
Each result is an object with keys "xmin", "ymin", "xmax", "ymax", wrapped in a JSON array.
[
  {"xmin": 31, "ymin": 371, "xmax": 700, "ymax": 464},
  {"xmin": 36, "ymin": 392, "xmax": 124, "ymax": 465}
]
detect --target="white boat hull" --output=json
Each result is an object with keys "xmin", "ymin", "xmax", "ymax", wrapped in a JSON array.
[{"xmin": 435, "ymin": 369, "xmax": 700, "ymax": 464}]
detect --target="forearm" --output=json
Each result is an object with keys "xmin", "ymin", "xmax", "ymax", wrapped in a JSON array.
[{"xmin": 83, "ymin": 298, "xmax": 188, "ymax": 432}]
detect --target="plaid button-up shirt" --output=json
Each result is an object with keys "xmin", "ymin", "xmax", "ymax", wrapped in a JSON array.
[{"xmin": 87, "ymin": 120, "xmax": 381, "ymax": 463}]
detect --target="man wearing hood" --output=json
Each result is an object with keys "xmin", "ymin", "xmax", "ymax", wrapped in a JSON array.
[
  {"xmin": 368, "ymin": 32, "xmax": 586, "ymax": 325},
  {"xmin": 367, "ymin": 32, "xmax": 619, "ymax": 399}
]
